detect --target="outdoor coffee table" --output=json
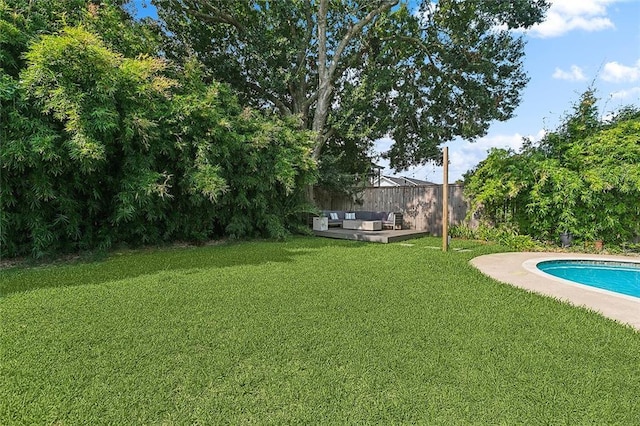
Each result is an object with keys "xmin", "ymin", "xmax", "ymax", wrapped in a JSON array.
[{"xmin": 342, "ymin": 220, "xmax": 382, "ymax": 231}]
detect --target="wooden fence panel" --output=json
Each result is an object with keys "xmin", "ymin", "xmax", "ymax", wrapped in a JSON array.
[{"xmin": 316, "ymin": 184, "xmax": 473, "ymax": 235}]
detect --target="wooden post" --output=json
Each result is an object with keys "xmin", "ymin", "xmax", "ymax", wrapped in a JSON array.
[{"xmin": 442, "ymin": 147, "xmax": 449, "ymax": 252}]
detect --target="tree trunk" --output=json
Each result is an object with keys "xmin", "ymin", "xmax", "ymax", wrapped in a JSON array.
[
  {"xmin": 309, "ymin": 0, "xmax": 399, "ymax": 203},
  {"xmin": 312, "ymin": 0, "xmax": 331, "ymax": 161}
]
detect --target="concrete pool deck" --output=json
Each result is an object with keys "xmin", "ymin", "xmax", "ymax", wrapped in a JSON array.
[{"xmin": 471, "ymin": 252, "xmax": 640, "ymax": 331}]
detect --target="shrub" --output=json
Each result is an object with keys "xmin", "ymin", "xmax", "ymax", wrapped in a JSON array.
[
  {"xmin": 464, "ymin": 90, "xmax": 640, "ymax": 246},
  {"xmin": 1, "ymin": 23, "xmax": 316, "ymax": 258},
  {"xmin": 450, "ymin": 224, "xmax": 539, "ymax": 251}
]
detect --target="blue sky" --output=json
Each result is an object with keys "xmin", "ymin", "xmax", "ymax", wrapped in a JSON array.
[{"xmin": 133, "ymin": 0, "xmax": 640, "ymax": 183}]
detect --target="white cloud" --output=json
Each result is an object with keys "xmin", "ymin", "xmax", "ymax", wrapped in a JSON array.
[
  {"xmin": 610, "ymin": 86, "xmax": 640, "ymax": 100},
  {"xmin": 602, "ymin": 60, "xmax": 640, "ymax": 83},
  {"xmin": 528, "ymin": 0, "xmax": 619, "ymax": 38},
  {"xmin": 552, "ymin": 65, "xmax": 588, "ymax": 81}
]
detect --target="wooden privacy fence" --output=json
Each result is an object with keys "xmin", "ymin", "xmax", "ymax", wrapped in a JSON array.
[{"xmin": 316, "ymin": 185, "xmax": 474, "ymax": 236}]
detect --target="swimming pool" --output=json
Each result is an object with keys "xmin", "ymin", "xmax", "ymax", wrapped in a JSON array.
[{"xmin": 537, "ymin": 260, "xmax": 640, "ymax": 299}]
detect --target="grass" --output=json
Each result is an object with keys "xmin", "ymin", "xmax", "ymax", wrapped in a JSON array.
[{"xmin": 2, "ymin": 236, "xmax": 640, "ymax": 424}]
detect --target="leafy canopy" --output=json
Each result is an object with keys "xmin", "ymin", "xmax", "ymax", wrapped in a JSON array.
[{"xmin": 150, "ymin": 0, "xmax": 550, "ymax": 174}]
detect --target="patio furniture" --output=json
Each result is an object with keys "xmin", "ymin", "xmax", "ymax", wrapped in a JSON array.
[
  {"xmin": 313, "ymin": 217, "xmax": 329, "ymax": 231},
  {"xmin": 320, "ymin": 210, "xmax": 403, "ymax": 229},
  {"xmin": 383, "ymin": 212, "xmax": 403, "ymax": 230},
  {"xmin": 342, "ymin": 219, "xmax": 382, "ymax": 231}
]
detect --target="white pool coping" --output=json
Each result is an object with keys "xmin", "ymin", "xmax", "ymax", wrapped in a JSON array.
[{"xmin": 470, "ymin": 252, "xmax": 640, "ymax": 331}]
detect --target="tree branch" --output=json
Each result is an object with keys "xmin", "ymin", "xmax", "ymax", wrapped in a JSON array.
[
  {"xmin": 290, "ymin": 0, "xmax": 315, "ymax": 116},
  {"xmin": 302, "ymin": 91, "xmax": 319, "ymax": 111},
  {"xmin": 190, "ymin": 1, "xmax": 245, "ymax": 33},
  {"xmin": 245, "ymin": 81, "xmax": 292, "ymax": 116},
  {"xmin": 317, "ymin": 0, "xmax": 329, "ymax": 86},
  {"xmin": 294, "ymin": 1, "xmax": 315, "ymax": 81},
  {"xmin": 389, "ymin": 34, "xmax": 440, "ymax": 70},
  {"xmin": 312, "ymin": 1, "xmax": 399, "ymax": 158},
  {"xmin": 327, "ymin": 1, "xmax": 398, "ymax": 81}
]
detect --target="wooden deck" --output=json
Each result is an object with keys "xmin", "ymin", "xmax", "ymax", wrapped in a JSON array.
[{"xmin": 313, "ymin": 227, "xmax": 429, "ymax": 243}]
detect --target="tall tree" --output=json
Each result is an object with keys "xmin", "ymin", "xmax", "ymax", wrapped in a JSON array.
[{"xmin": 151, "ymin": 0, "xmax": 549, "ymax": 171}]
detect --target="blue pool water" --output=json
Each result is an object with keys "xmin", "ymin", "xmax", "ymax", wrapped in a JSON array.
[{"xmin": 537, "ymin": 260, "xmax": 640, "ymax": 299}]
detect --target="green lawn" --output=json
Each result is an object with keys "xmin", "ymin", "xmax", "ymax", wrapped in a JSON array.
[{"xmin": 2, "ymin": 236, "xmax": 639, "ymax": 424}]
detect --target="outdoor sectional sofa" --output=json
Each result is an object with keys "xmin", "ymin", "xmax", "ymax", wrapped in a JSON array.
[{"xmin": 321, "ymin": 210, "xmax": 403, "ymax": 230}]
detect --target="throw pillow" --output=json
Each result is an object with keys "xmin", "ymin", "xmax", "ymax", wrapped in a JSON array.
[
  {"xmin": 387, "ymin": 212, "xmax": 394, "ymax": 221},
  {"xmin": 329, "ymin": 212, "xmax": 339, "ymax": 220},
  {"xmin": 346, "ymin": 212, "xmax": 356, "ymax": 220}
]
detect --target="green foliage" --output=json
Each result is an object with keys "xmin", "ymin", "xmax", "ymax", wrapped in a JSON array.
[
  {"xmin": 316, "ymin": 139, "xmax": 372, "ymax": 198},
  {"xmin": 448, "ymin": 224, "xmax": 477, "ymax": 240},
  {"xmin": 449, "ymin": 223, "xmax": 540, "ymax": 251},
  {"xmin": 465, "ymin": 90, "xmax": 640, "ymax": 245},
  {"xmin": 475, "ymin": 225, "xmax": 539, "ymax": 252},
  {"xmin": 1, "ymin": 3, "xmax": 316, "ymax": 258}
]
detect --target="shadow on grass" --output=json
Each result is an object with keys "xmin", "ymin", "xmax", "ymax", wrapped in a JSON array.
[{"xmin": 0, "ymin": 237, "xmax": 369, "ymax": 297}]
